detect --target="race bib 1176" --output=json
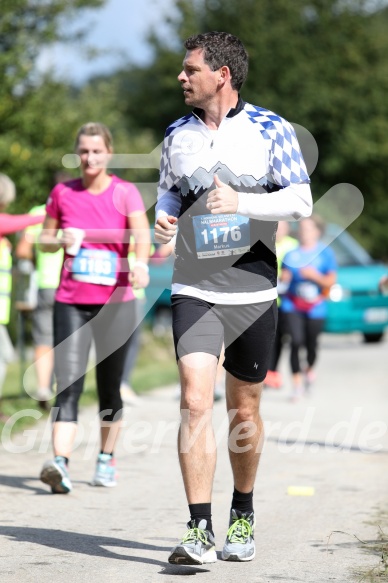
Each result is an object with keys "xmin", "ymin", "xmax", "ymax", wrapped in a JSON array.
[{"xmin": 192, "ymin": 213, "xmax": 250, "ymax": 259}]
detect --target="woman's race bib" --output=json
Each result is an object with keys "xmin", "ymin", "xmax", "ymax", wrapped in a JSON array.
[
  {"xmin": 192, "ymin": 213, "xmax": 250, "ymax": 259},
  {"xmin": 72, "ymin": 249, "xmax": 118, "ymax": 285}
]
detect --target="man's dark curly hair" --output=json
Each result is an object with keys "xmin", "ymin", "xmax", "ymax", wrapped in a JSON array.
[{"xmin": 184, "ymin": 31, "xmax": 249, "ymax": 91}]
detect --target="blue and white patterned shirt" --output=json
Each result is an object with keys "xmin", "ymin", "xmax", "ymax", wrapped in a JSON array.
[{"xmin": 156, "ymin": 98, "xmax": 312, "ymax": 304}]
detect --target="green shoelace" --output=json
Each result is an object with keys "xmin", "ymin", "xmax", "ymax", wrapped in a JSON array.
[
  {"xmin": 182, "ymin": 527, "xmax": 208, "ymax": 544},
  {"xmin": 226, "ymin": 517, "xmax": 253, "ymax": 543}
]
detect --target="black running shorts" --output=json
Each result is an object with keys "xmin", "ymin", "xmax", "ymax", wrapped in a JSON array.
[{"xmin": 171, "ymin": 294, "xmax": 278, "ymax": 383}]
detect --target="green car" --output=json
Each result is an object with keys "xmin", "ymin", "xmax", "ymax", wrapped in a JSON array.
[
  {"xmin": 146, "ymin": 224, "xmax": 388, "ymax": 342},
  {"xmin": 322, "ymin": 224, "xmax": 388, "ymax": 342}
]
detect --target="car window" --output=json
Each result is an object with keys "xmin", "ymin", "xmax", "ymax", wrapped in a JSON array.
[{"xmin": 322, "ymin": 226, "xmax": 374, "ymax": 267}]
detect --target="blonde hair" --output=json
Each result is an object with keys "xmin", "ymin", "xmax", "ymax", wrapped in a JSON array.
[
  {"xmin": 0, "ymin": 173, "xmax": 16, "ymax": 207},
  {"xmin": 75, "ymin": 122, "xmax": 113, "ymax": 151}
]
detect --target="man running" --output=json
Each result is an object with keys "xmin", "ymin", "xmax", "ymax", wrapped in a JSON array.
[{"xmin": 155, "ymin": 31, "xmax": 312, "ymax": 565}]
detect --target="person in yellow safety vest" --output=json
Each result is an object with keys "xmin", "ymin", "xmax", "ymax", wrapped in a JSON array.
[
  {"xmin": 0, "ymin": 238, "xmax": 12, "ymax": 322},
  {"xmin": 16, "ymin": 203, "xmax": 64, "ymax": 409},
  {"xmin": 263, "ymin": 221, "xmax": 298, "ymax": 389},
  {"xmin": 0, "ymin": 237, "xmax": 14, "ymax": 420},
  {"xmin": 0, "ymin": 173, "xmax": 45, "ymax": 420}
]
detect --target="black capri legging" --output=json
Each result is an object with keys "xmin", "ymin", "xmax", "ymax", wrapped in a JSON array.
[
  {"xmin": 53, "ymin": 300, "xmax": 136, "ymax": 422},
  {"xmin": 282, "ymin": 311, "xmax": 325, "ymax": 374}
]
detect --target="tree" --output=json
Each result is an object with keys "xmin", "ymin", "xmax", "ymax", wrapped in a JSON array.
[{"xmin": 0, "ymin": 0, "xmax": 106, "ymax": 210}]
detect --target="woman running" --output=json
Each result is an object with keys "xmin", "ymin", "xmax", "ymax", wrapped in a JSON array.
[
  {"xmin": 280, "ymin": 215, "xmax": 337, "ymax": 401},
  {"xmin": 39, "ymin": 122, "xmax": 151, "ymax": 493}
]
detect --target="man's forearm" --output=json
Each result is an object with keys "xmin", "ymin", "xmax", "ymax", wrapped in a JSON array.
[{"xmin": 237, "ymin": 183, "xmax": 313, "ymax": 222}]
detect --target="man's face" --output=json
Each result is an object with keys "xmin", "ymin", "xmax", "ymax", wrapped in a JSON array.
[{"xmin": 178, "ymin": 48, "xmax": 220, "ymax": 108}]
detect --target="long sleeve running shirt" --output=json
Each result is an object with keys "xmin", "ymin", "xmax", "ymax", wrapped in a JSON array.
[{"xmin": 156, "ymin": 98, "xmax": 313, "ymax": 304}]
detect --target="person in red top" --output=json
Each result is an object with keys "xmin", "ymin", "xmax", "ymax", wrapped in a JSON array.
[
  {"xmin": 38, "ymin": 122, "xmax": 151, "ymax": 493},
  {"xmin": 0, "ymin": 176, "xmax": 45, "ymax": 238}
]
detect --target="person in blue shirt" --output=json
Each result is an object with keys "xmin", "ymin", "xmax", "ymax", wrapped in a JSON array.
[{"xmin": 280, "ymin": 215, "xmax": 337, "ymax": 401}]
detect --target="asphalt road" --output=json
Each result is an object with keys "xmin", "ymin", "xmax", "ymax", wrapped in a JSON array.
[{"xmin": 0, "ymin": 332, "xmax": 387, "ymax": 582}]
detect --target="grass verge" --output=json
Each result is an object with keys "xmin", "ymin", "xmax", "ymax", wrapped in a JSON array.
[
  {"xmin": 0, "ymin": 327, "xmax": 178, "ymax": 435},
  {"xmin": 328, "ymin": 513, "xmax": 388, "ymax": 582}
]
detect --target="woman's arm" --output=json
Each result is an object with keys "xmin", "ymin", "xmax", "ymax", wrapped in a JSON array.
[
  {"xmin": 128, "ymin": 211, "xmax": 151, "ymax": 289},
  {"xmin": 299, "ymin": 267, "xmax": 336, "ymax": 289},
  {"xmin": 15, "ymin": 232, "xmax": 35, "ymax": 261}
]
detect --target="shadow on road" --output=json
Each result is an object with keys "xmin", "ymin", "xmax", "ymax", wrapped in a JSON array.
[
  {"xmin": 0, "ymin": 474, "xmax": 92, "ymax": 495},
  {"xmin": 0, "ymin": 474, "xmax": 49, "ymax": 494},
  {"xmin": 0, "ymin": 525, "xmax": 210, "ymax": 573}
]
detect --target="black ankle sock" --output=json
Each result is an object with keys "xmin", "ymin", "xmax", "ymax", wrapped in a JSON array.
[
  {"xmin": 231, "ymin": 488, "xmax": 254, "ymax": 514},
  {"xmin": 188, "ymin": 503, "xmax": 213, "ymax": 535},
  {"xmin": 100, "ymin": 451, "xmax": 113, "ymax": 457}
]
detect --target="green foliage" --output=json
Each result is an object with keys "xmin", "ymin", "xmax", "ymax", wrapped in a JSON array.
[
  {"xmin": 0, "ymin": 0, "xmax": 104, "ymax": 210},
  {"xmin": 131, "ymin": 328, "xmax": 178, "ymax": 392},
  {"xmin": 0, "ymin": 328, "xmax": 178, "ymax": 434},
  {"xmin": 0, "ymin": 1, "xmax": 100, "ymax": 93}
]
